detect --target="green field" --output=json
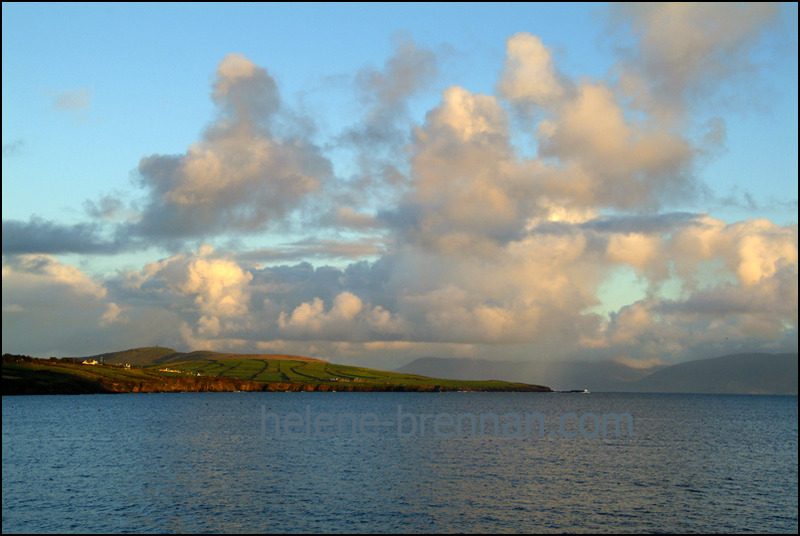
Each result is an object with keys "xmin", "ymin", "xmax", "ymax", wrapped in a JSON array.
[{"xmin": 144, "ymin": 358, "xmax": 538, "ymax": 390}]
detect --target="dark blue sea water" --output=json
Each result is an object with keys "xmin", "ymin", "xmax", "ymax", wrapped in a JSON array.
[{"xmin": 2, "ymin": 392, "xmax": 797, "ymax": 533}]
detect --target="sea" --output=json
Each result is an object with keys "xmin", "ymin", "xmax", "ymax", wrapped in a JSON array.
[{"xmin": 2, "ymin": 392, "xmax": 797, "ymax": 533}]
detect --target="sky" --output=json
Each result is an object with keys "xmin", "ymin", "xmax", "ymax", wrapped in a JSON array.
[{"xmin": 2, "ymin": 2, "xmax": 798, "ymax": 369}]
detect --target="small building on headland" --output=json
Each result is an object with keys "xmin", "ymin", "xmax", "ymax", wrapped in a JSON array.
[{"xmin": 82, "ymin": 359, "xmax": 99, "ymax": 365}]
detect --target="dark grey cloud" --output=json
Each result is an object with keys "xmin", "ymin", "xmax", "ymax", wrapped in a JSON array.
[
  {"xmin": 332, "ymin": 39, "xmax": 440, "ymax": 218},
  {"xmin": 2, "ymin": 139, "xmax": 24, "ymax": 156},
  {"xmin": 248, "ymin": 262, "xmax": 346, "ymax": 313},
  {"xmin": 235, "ymin": 237, "xmax": 386, "ymax": 265},
  {"xmin": 2, "ymin": 217, "xmax": 131, "ymax": 255},
  {"xmin": 83, "ymin": 195, "xmax": 130, "ymax": 221},
  {"xmin": 50, "ymin": 88, "xmax": 91, "ymax": 111},
  {"xmin": 358, "ymin": 38, "xmax": 439, "ymax": 106},
  {"xmin": 578, "ymin": 212, "xmax": 701, "ymax": 234}
]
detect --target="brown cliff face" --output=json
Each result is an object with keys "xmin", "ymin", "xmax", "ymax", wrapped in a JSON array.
[
  {"xmin": 96, "ymin": 377, "xmax": 548, "ymax": 393},
  {"xmin": 4, "ymin": 373, "xmax": 550, "ymax": 395}
]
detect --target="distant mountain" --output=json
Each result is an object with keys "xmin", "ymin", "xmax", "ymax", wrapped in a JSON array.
[
  {"xmin": 394, "ymin": 357, "xmax": 661, "ymax": 392},
  {"xmin": 625, "ymin": 353, "xmax": 798, "ymax": 395},
  {"xmin": 396, "ymin": 353, "xmax": 799, "ymax": 395},
  {"xmin": 77, "ymin": 347, "xmax": 325, "ymax": 366}
]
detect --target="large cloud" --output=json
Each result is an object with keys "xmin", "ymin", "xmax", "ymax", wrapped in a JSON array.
[
  {"xmin": 610, "ymin": 2, "xmax": 780, "ymax": 118},
  {"xmin": 386, "ymin": 85, "xmax": 535, "ymax": 254},
  {"xmin": 133, "ymin": 54, "xmax": 331, "ymax": 240},
  {"xmin": 497, "ymin": 32, "xmax": 698, "ymax": 211},
  {"xmin": 535, "ymin": 82, "xmax": 695, "ymax": 209}
]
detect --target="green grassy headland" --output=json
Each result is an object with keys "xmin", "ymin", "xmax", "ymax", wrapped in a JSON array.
[{"xmin": 2, "ymin": 348, "xmax": 552, "ymax": 395}]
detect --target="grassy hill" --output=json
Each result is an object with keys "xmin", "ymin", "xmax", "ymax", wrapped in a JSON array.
[
  {"xmin": 2, "ymin": 351, "xmax": 551, "ymax": 395},
  {"xmin": 79, "ymin": 346, "xmax": 180, "ymax": 365},
  {"xmin": 78, "ymin": 347, "xmax": 325, "ymax": 366}
]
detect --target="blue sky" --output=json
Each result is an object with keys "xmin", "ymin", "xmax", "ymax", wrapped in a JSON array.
[{"xmin": 2, "ymin": 3, "xmax": 798, "ymax": 366}]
